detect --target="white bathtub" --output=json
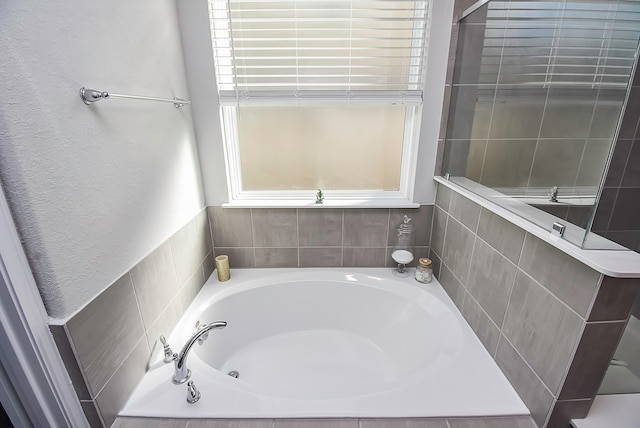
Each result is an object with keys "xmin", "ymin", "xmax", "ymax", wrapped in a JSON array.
[{"xmin": 120, "ymin": 268, "xmax": 528, "ymax": 418}]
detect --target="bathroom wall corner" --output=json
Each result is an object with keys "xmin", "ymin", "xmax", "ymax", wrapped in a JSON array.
[
  {"xmin": 431, "ymin": 182, "xmax": 638, "ymax": 428},
  {"xmin": 50, "ymin": 208, "xmax": 212, "ymax": 427}
]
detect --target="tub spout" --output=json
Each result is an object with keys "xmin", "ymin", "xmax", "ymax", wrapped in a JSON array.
[{"xmin": 172, "ymin": 321, "xmax": 227, "ymax": 384}]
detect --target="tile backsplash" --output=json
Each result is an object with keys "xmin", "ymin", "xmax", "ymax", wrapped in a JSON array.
[
  {"xmin": 208, "ymin": 206, "xmax": 434, "ymax": 269},
  {"xmin": 432, "ymin": 183, "xmax": 640, "ymax": 428}
]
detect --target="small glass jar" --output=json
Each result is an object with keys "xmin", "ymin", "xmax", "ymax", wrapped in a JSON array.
[{"xmin": 415, "ymin": 258, "xmax": 433, "ymax": 284}]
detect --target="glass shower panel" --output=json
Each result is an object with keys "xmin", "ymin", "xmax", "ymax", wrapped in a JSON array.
[{"xmin": 442, "ymin": 0, "xmax": 640, "ymax": 249}]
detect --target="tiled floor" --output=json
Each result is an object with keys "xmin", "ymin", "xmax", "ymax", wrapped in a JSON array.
[{"xmin": 112, "ymin": 416, "xmax": 537, "ymax": 428}]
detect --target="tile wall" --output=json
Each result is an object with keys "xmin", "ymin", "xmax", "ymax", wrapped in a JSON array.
[
  {"xmin": 50, "ymin": 209, "xmax": 214, "ymax": 427},
  {"xmin": 431, "ymin": 183, "xmax": 640, "ymax": 428},
  {"xmin": 207, "ymin": 206, "xmax": 433, "ymax": 269}
]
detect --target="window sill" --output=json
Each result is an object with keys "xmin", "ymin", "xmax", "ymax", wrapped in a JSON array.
[{"xmin": 222, "ymin": 198, "xmax": 420, "ymax": 209}]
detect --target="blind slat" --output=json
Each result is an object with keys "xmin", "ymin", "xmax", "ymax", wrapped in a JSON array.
[{"xmin": 209, "ymin": 0, "xmax": 431, "ymax": 104}]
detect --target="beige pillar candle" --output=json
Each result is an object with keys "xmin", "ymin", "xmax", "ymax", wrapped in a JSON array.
[{"xmin": 215, "ymin": 255, "xmax": 230, "ymax": 282}]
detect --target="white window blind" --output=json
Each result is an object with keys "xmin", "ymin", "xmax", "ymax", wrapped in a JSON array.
[{"xmin": 208, "ymin": 0, "xmax": 432, "ymax": 105}]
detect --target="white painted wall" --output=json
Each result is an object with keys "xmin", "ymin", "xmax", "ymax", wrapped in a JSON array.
[
  {"xmin": 0, "ymin": 0, "xmax": 205, "ymax": 317},
  {"xmin": 177, "ymin": 0, "xmax": 452, "ymax": 206}
]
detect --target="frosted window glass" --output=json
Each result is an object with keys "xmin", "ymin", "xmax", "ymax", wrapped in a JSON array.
[{"xmin": 237, "ymin": 106, "xmax": 405, "ymax": 191}]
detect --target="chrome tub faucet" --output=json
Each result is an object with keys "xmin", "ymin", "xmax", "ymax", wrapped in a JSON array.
[{"xmin": 160, "ymin": 321, "xmax": 227, "ymax": 385}]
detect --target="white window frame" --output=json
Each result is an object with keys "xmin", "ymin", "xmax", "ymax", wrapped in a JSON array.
[
  {"xmin": 210, "ymin": 1, "xmax": 433, "ymax": 208},
  {"xmin": 220, "ymin": 103, "xmax": 424, "ymax": 208}
]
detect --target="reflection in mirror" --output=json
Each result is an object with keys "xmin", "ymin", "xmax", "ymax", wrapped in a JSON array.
[{"xmin": 442, "ymin": 0, "xmax": 640, "ymax": 250}]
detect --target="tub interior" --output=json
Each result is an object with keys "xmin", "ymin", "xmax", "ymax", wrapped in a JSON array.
[{"xmin": 192, "ymin": 279, "xmax": 461, "ymax": 399}]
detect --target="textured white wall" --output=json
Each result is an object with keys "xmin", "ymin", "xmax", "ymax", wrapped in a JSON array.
[{"xmin": 0, "ymin": 0, "xmax": 205, "ymax": 317}]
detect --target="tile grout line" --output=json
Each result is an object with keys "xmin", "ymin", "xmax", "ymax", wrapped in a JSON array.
[
  {"xmin": 250, "ymin": 208, "xmax": 257, "ymax": 268},
  {"xmin": 516, "ymin": 264, "xmax": 586, "ymax": 322},
  {"xmin": 296, "ymin": 208, "xmax": 300, "ymax": 267},
  {"xmin": 497, "ymin": 229, "xmax": 527, "ymax": 353},
  {"xmin": 500, "ymin": 331, "xmax": 556, "ymax": 400},
  {"xmin": 341, "ymin": 209, "xmax": 345, "ymax": 267}
]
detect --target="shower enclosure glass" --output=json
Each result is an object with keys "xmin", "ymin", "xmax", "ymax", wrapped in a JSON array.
[{"xmin": 441, "ymin": 0, "xmax": 640, "ymax": 250}]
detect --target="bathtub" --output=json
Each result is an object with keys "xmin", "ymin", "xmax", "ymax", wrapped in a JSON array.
[{"xmin": 120, "ymin": 268, "xmax": 528, "ymax": 419}]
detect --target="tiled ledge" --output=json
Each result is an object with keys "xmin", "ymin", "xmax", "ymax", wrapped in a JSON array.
[
  {"xmin": 434, "ymin": 176, "xmax": 640, "ymax": 278},
  {"xmin": 113, "ymin": 416, "xmax": 537, "ymax": 428}
]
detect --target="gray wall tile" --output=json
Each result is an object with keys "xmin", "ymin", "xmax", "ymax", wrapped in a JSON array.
[
  {"xmin": 489, "ymin": 88, "xmax": 546, "ymax": 139},
  {"xmin": 255, "ymin": 248, "xmax": 298, "ymax": 268},
  {"xmin": 442, "ymin": 217, "xmax": 475, "ymax": 285},
  {"xmin": 477, "ymin": 209, "xmax": 526, "ymax": 264},
  {"xmin": 275, "ymin": 421, "xmax": 358, "ymax": 428},
  {"xmin": 343, "ymin": 209, "xmax": 389, "ymax": 247},
  {"xmin": 214, "ymin": 248, "xmax": 255, "ymax": 268},
  {"xmin": 519, "ymin": 234, "xmax": 601, "ymax": 317},
  {"xmin": 361, "ymin": 419, "xmax": 447, "ymax": 428},
  {"xmin": 540, "ymin": 91, "xmax": 596, "ymax": 139},
  {"xmin": 621, "ymin": 139, "xmax": 640, "ymax": 186},
  {"xmin": 589, "ymin": 277, "xmax": 640, "ymax": 321},
  {"xmin": 528, "ymin": 139, "xmax": 584, "ymax": 188},
  {"xmin": 188, "ymin": 421, "xmax": 273, "ymax": 428},
  {"xmin": 66, "ymin": 273, "xmax": 145, "ymax": 397},
  {"xmin": 603, "ymin": 139, "xmax": 632, "ymax": 187},
  {"xmin": 95, "ymin": 339, "xmax": 150, "ymax": 428},
  {"xmin": 298, "ymin": 209, "xmax": 343, "ymax": 247},
  {"xmin": 389, "ymin": 205, "xmax": 434, "ymax": 246},
  {"xmin": 480, "ymin": 140, "xmax": 537, "ymax": 189},
  {"xmin": 575, "ymin": 139, "xmax": 611, "ymax": 187},
  {"xmin": 467, "ymin": 238, "xmax": 517, "ymax": 327},
  {"xmin": 435, "ymin": 183, "xmax": 452, "ymax": 211},
  {"xmin": 447, "ymin": 416, "xmax": 536, "ymax": 428},
  {"xmin": 180, "ymin": 265, "xmax": 205, "ymax": 310},
  {"xmin": 170, "ymin": 210, "xmax": 212, "ymax": 286},
  {"xmin": 439, "ymin": 263, "xmax": 466, "ymax": 310},
  {"xmin": 145, "ymin": 296, "xmax": 183, "ymax": 359},
  {"xmin": 431, "ymin": 206, "xmax": 448, "ymax": 257},
  {"xmin": 609, "ymin": 187, "xmax": 640, "ymax": 230},
  {"xmin": 80, "ymin": 400, "xmax": 104, "ymax": 428},
  {"xmin": 430, "ymin": 251, "xmax": 442, "ymax": 279},
  {"xmin": 113, "ymin": 418, "xmax": 188, "ymax": 428},
  {"xmin": 343, "ymin": 247, "xmax": 386, "ymax": 267},
  {"xmin": 299, "ymin": 247, "xmax": 342, "ymax": 267},
  {"xmin": 547, "ymin": 399, "xmax": 592, "ymax": 428},
  {"xmin": 461, "ymin": 292, "xmax": 500, "ymax": 356},
  {"xmin": 130, "ymin": 241, "xmax": 180, "ymax": 330},
  {"xmin": 495, "ymin": 336, "xmax": 554, "ymax": 427},
  {"xmin": 559, "ymin": 321, "xmax": 626, "ymax": 400},
  {"xmin": 208, "ymin": 207, "xmax": 253, "ymax": 247},
  {"xmin": 502, "ymin": 271, "xmax": 584, "ymax": 395},
  {"xmin": 203, "ymin": 251, "xmax": 215, "ymax": 281},
  {"xmin": 50, "ymin": 325, "xmax": 91, "ymax": 400},
  {"xmin": 449, "ymin": 191, "xmax": 481, "ymax": 232},
  {"xmin": 252, "ymin": 209, "xmax": 298, "ymax": 247}
]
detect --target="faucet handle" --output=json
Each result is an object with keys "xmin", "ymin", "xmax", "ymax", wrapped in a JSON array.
[
  {"xmin": 186, "ymin": 380, "xmax": 201, "ymax": 404},
  {"xmin": 159, "ymin": 335, "xmax": 175, "ymax": 364}
]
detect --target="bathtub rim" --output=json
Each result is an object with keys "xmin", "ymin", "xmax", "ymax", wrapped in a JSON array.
[{"xmin": 123, "ymin": 267, "xmax": 531, "ymax": 419}]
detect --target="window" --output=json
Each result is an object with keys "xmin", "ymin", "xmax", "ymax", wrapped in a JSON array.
[{"xmin": 208, "ymin": 0, "xmax": 432, "ymax": 206}]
